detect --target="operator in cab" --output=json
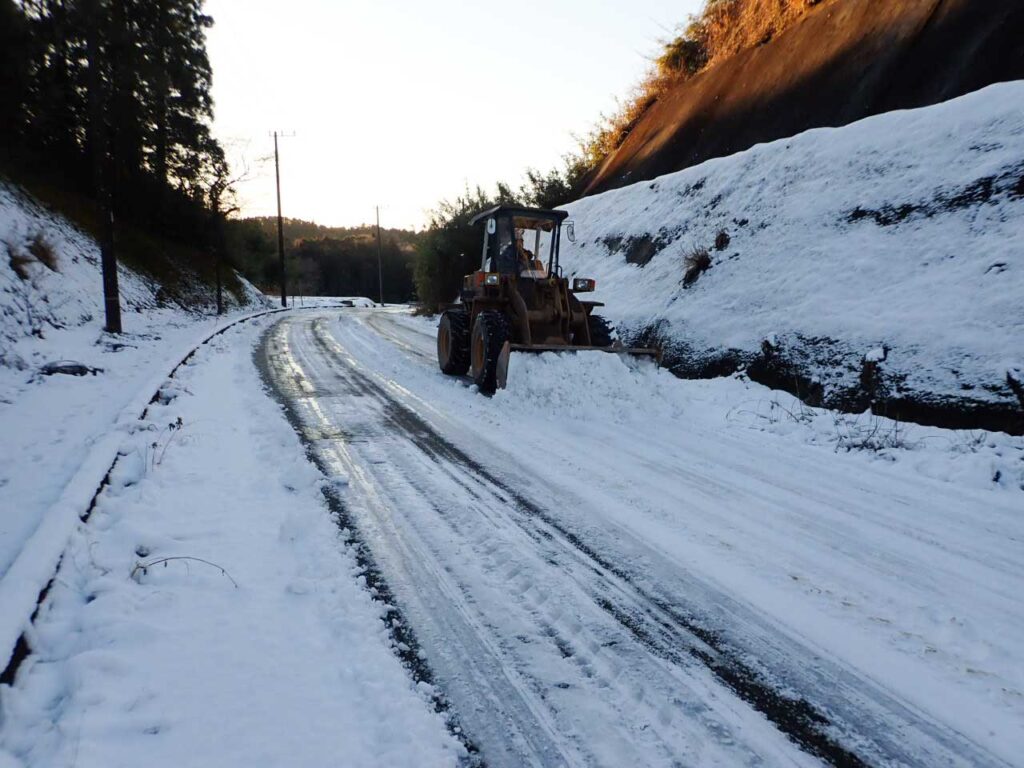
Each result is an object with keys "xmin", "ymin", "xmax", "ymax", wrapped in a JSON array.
[{"xmin": 515, "ymin": 228, "xmax": 545, "ymax": 275}]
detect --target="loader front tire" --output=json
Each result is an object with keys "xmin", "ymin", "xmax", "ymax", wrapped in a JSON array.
[
  {"xmin": 437, "ymin": 310, "xmax": 471, "ymax": 375},
  {"xmin": 470, "ymin": 311, "xmax": 510, "ymax": 393}
]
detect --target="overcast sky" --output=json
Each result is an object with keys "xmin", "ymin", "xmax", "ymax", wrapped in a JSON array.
[{"xmin": 205, "ymin": 0, "xmax": 701, "ymax": 230}]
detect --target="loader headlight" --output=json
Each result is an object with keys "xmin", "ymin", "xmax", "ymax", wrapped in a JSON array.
[
  {"xmin": 484, "ymin": 273, "xmax": 500, "ymax": 286},
  {"xmin": 572, "ymin": 277, "xmax": 596, "ymax": 293}
]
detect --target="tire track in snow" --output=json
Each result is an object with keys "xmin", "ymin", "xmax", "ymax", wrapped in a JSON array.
[
  {"xmin": 299, "ymin": 310, "xmax": 1010, "ymax": 768},
  {"xmin": 303, "ymin": 317, "xmax": 869, "ymax": 767},
  {"xmin": 261, "ymin": 319, "xmax": 579, "ymax": 767},
  {"xmin": 255, "ymin": 322, "xmax": 487, "ymax": 766}
]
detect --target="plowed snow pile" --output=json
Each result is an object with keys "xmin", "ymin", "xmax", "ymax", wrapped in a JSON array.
[
  {"xmin": 497, "ymin": 352, "xmax": 682, "ymax": 422},
  {"xmin": 560, "ymin": 82, "xmax": 1024, "ymax": 429}
]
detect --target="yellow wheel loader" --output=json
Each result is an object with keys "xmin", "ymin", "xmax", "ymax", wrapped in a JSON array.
[{"xmin": 436, "ymin": 206, "xmax": 661, "ymax": 393}]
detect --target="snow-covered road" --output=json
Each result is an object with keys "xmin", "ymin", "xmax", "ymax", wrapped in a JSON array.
[{"xmin": 260, "ymin": 309, "xmax": 1023, "ymax": 768}]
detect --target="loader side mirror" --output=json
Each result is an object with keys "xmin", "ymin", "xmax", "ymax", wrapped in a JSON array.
[
  {"xmin": 566, "ymin": 221, "xmax": 576, "ymax": 243},
  {"xmin": 487, "ymin": 218, "xmax": 496, "ymax": 235}
]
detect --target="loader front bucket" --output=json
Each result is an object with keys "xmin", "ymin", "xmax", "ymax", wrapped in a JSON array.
[{"xmin": 494, "ymin": 341, "xmax": 662, "ymax": 390}]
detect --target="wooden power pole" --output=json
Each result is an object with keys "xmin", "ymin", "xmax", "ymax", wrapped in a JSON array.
[
  {"xmin": 274, "ymin": 131, "xmax": 287, "ymax": 307},
  {"xmin": 375, "ymin": 205, "xmax": 384, "ymax": 307},
  {"xmin": 87, "ymin": 0, "xmax": 121, "ymax": 333}
]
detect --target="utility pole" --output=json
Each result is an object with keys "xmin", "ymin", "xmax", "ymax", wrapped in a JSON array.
[
  {"xmin": 273, "ymin": 131, "xmax": 287, "ymax": 307},
  {"xmin": 100, "ymin": 146, "xmax": 122, "ymax": 333},
  {"xmin": 88, "ymin": 0, "xmax": 121, "ymax": 333},
  {"xmin": 375, "ymin": 205, "xmax": 384, "ymax": 307},
  {"xmin": 215, "ymin": 242, "xmax": 223, "ymax": 316}
]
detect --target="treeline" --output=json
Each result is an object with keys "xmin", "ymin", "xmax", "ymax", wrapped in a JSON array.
[
  {"xmin": 1, "ymin": 0, "xmax": 227, "ymax": 266},
  {"xmin": 226, "ymin": 218, "xmax": 419, "ymax": 302},
  {"xmin": 244, "ymin": 216, "xmax": 420, "ymax": 247}
]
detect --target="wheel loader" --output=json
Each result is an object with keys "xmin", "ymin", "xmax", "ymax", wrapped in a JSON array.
[{"xmin": 436, "ymin": 205, "xmax": 660, "ymax": 393}]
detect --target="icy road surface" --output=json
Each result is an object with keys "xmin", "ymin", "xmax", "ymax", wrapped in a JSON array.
[{"xmin": 260, "ymin": 309, "xmax": 1022, "ymax": 768}]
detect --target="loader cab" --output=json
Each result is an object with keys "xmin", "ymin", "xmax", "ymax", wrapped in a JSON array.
[{"xmin": 471, "ymin": 206, "xmax": 569, "ymax": 279}]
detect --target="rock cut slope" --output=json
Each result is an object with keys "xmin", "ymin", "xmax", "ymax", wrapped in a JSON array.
[
  {"xmin": 561, "ymin": 82, "xmax": 1024, "ymax": 433},
  {"xmin": 586, "ymin": 0, "xmax": 1024, "ymax": 194}
]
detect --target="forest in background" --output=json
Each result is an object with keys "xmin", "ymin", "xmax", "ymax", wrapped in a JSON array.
[
  {"xmin": 226, "ymin": 217, "xmax": 420, "ymax": 303},
  {"xmin": 1, "ymin": 0, "xmax": 236, "ymax": 297}
]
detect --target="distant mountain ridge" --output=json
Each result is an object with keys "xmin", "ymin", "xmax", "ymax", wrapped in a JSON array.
[{"xmin": 241, "ymin": 217, "xmax": 419, "ymax": 246}]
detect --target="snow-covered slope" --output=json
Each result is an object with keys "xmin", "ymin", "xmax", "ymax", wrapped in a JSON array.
[
  {"xmin": 0, "ymin": 180, "xmax": 265, "ymax": 368},
  {"xmin": 560, "ymin": 82, "xmax": 1024, "ymax": 433}
]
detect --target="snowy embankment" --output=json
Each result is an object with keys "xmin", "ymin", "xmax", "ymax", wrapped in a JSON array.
[
  {"xmin": 0, "ymin": 317, "xmax": 463, "ymax": 767},
  {"xmin": 560, "ymin": 81, "xmax": 1024, "ymax": 433},
  {"xmin": 0, "ymin": 181, "xmax": 269, "ymax": 673}
]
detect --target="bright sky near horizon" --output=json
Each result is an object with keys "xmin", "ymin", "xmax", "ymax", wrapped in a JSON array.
[{"xmin": 205, "ymin": 0, "xmax": 701, "ymax": 230}]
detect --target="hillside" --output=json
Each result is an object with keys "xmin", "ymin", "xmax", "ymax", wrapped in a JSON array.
[
  {"xmin": 243, "ymin": 216, "xmax": 420, "ymax": 246},
  {"xmin": 1, "ymin": 180, "xmax": 264, "ymax": 367},
  {"xmin": 585, "ymin": 0, "xmax": 1024, "ymax": 194},
  {"xmin": 561, "ymin": 82, "xmax": 1024, "ymax": 434}
]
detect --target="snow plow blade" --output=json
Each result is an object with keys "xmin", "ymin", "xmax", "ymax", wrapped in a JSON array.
[{"xmin": 495, "ymin": 342, "xmax": 662, "ymax": 391}]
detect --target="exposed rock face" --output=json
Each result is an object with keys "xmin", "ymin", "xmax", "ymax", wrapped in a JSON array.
[{"xmin": 585, "ymin": 0, "xmax": 1024, "ymax": 195}]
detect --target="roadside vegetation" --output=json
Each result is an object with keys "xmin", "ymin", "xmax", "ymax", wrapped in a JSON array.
[
  {"xmin": 581, "ymin": 0, "xmax": 827, "ymax": 167},
  {"xmin": 413, "ymin": 0, "xmax": 829, "ymax": 312}
]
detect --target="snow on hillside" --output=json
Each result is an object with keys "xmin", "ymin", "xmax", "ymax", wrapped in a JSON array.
[
  {"xmin": 560, "ymin": 81, "xmax": 1024, "ymax": 431},
  {"xmin": 0, "ymin": 181, "xmax": 264, "ymax": 368}
]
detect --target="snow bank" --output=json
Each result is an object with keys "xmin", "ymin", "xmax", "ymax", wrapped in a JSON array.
[
  {"xmin": 0, "ymin": 180, "xmax": 271, "ymax": 671},
  {"xmin": 560, "ymin": 82, "xmax": 1024, "ymax": 430},
  {"xmin": 1, "ymin": 182, "xmax": 153, "ymax": 362},
  {"xmin": 0, "ymin": 318, "xmax": 463, "ymax": 767}
]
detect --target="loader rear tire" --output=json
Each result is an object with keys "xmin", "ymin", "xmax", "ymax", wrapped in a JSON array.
[
  {"xmin": 587, "ymin": 314, "xmax": 614, "ymax": 348},
  {"xmin": 470, "ymin": 311, "xmax": 510, "ymax": 393},
  {"xmin": 438, "ymin": 310, "xmax": 470, "ymax": 375}
]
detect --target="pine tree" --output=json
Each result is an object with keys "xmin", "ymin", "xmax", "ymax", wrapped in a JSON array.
[
  {"xmin": 5, "ymin": 0, "xmax": 228, "ymax": 254},
  {"xmin": 0, "ymin": 0, "xmax": 31, "ymax": 146}
]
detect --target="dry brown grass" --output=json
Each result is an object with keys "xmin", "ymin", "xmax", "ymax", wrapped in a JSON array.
[
  {"xmin": 28, "ymin": 233, "xmax": 58, "ymax": 272},
  {"xmin": 683, "ymin": 246, "xmax": 712, "ymax": 286},
  {"xmin": 579, "ymin": 73, "xmax": 670, "ymax": 169},
  {"xmin": 5, "ymin": 232, "xmax": 60, "ymax": 280},
  {"xmin": 702, "ymin": 0, "xmax": 823, "ymax": 67},
  {"xmin": 581, "ymin": 0, "xmax": 827, "ymax": 166},
  {"xmin": 7, "ymin": 244, "xmax": 33, "ymax": 280}
]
